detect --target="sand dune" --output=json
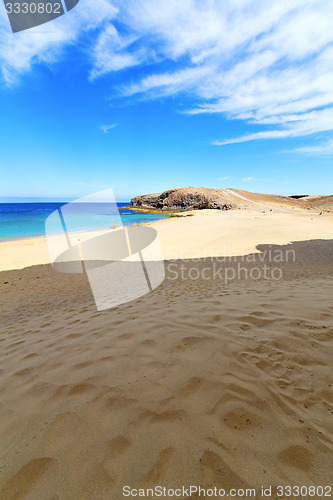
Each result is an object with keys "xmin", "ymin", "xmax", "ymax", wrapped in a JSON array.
[{"xmin": 0, "ymin": 240, "xmax": 332, "ymax": 499}]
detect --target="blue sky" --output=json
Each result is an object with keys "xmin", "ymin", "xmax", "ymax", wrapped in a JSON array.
[{"xmin": 0, "ymin": 0, "xmax": 332, "ymax": 201}]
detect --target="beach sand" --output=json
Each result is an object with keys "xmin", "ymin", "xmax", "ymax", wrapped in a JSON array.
[
  {"xmin": 0, "ymin": 208, "xmax": 332, "ymax": 499},
  {"xmin": 0, "ymin": 206, "xmax": 332, "ymax": 271}
]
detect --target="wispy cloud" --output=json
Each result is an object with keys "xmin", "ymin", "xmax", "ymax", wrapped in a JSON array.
[
  {"xmin": 242, "ymin": 177, "xmax": 254, "ymax": 182},
  {"xmin": 89, "ymin": 23, "xmax": 144, "ymax": 80},
  {"xmin": 293, "ymin": 138, "xmax": 333, "ymax": 156},
  {"xmin": 100, "ymin": 123, "xmax": 117, "ymax": 134},
  {"xmin": 93, "ymin": 0, "xmax": 333, "ymax": 152},
  {"xmin": 1, "ymin": 0, "xmax": 333, "ymax": 154},
  {"xmin": 0, "ymin": 0, "xmax": 117, "ymax": 84}
]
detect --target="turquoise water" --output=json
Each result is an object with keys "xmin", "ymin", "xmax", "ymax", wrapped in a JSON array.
[{"xmin": 0, "ymin": 203, "xmax": 168, "ymax": 242}]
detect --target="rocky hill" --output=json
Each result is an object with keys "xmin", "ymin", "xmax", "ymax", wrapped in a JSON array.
[
  {"xmin": 131, "ymin": 187, "xmax": 234, "ymax": 211},
  {"xmin": 130, "ymin": 187, "xmax": 333, "ymax": 212}
]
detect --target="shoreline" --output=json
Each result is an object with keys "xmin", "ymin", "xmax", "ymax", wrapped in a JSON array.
[
  {"xmin": 0, "ymin": 211, "xmax": 171, "ymax": 244},
  {"xmin": 0, "ymin": 206, "xmax": 332, "ymax": 272},
  {"xmin": 121, "ymin": 205, "xmax": 177, "ymax": 215}
]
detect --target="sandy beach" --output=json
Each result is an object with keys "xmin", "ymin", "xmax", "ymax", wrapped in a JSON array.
[
  {"xmin": 0, "ymin": 206, "xmax": 332, "ymax": 499},
  {"xmin": 0, "ymin": 206, "xmax": 332, "ymax": 271},
  {"xmin": 2, "ymin": 0, "xmax": 333, "ymax": 495}
]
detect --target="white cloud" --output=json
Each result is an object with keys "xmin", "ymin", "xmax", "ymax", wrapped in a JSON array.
[
  {"xmin": 100, "ymin": 123, "xmax": 117, "ymax": 134},
  {"xmin": 242, "ymin": 177, "xmax": 254, "ymax": 182},
  {"xmin": 0, "ymin": 0, "xmax": 117, "ymax": 84},
  {"xmin": 213, "ymin": 107, "xmax": 333, "ymax": 145},
  {"xmin": 1, "ymin": 0, "xmax": 333, "ymax": 154},
  {"xmin": 89, "ymin": 23, "xmax": 144, "ymax": 79},
  {"xmin": 293, "ymin": 138, "xmax": 333, "ymax": 156},
  {"xmin": 96, "ymin": 0, "xmax": 333, "ymax": 152}
]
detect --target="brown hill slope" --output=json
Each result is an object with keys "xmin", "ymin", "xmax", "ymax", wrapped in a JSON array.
[
  {"xmin": 299, "ymin": 195, "xmax": 333, "ymax": 211},
  {"xmin": 131, "ymin": 187, "xmax": 332, "ymax": 211}
]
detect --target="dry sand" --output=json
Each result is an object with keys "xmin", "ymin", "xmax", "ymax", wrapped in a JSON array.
[{"xmin": 0, "ymin": 207, "xmax": 332, "ymax": 499}]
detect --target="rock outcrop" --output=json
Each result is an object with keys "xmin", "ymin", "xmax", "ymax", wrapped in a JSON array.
[
  {"xmin": 130, "ymin": 187, "xmax": 234, "ymax": 211},
  {"xmin": 131, "ymin": 187, "xmax": 333, "ymax": 212}
]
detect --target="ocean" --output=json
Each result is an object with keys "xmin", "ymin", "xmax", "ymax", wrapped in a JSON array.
[{"xmin": 0, "ymin": 203, "xmax": 169, "ymax": 242}]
